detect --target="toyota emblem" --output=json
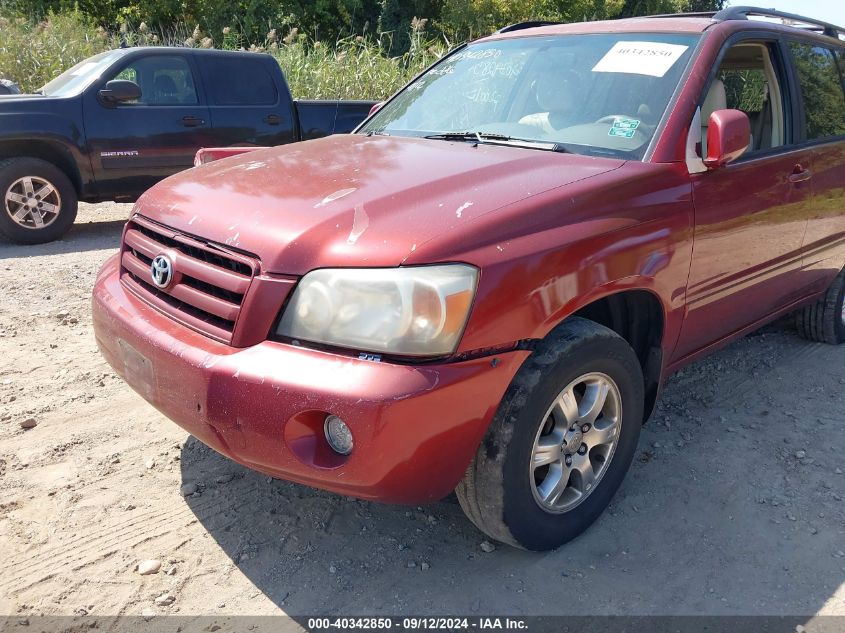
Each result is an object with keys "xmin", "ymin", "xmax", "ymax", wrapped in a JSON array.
[{"xmin": 150, "ymin": 254, "xmax": 174, "ymax": 288}]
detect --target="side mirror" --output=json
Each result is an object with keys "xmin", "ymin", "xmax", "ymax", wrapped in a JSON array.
[
  {"xmin": 368, "ymin": 101, "xmax": 385, "ymax": 117},
  {"xmin": 704, "ymin": 109, "xmax": 750, "ymax": 169},
  {"xmin": 98, "ymin": 80, "xmax": 142, "ymax": 105}
]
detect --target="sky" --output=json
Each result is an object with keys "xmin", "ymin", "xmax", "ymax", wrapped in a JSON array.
[{"xmin": 724, "ymin": 1, "xmax": 845, "ymax": 29}]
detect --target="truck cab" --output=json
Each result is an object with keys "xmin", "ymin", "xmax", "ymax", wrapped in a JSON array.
[{"xmin": 0, "ymin": 47, "xmax": 374, "ymax": 244}]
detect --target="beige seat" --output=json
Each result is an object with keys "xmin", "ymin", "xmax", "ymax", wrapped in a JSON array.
[
  {"xmin": 700, "ymin": 79, "xmax": 726, "ymax": 157},
  {"xmin": 518, "ymin": 74, "xmax": 577, "ymax": 135}
]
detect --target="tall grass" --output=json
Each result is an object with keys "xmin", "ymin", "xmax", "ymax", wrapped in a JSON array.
[
  {"xmin": 274, "ymin": 33, "xmax": 446, "ymax": 100},
  {"xmin": 0, "ymin": 10, "xmax": 447, "ymax": 99},
  {"xmin": 0, "ymin": 12, "xmax": 112, "ymax": 92}
]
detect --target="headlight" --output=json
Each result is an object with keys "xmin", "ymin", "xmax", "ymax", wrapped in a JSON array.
[{"xmin": 277, "ymin": 265, "xmax": 478, "ymax": 356}]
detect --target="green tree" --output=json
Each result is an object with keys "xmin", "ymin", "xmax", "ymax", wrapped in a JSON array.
[
  {"xmin": 378, "ymin": 0, "xmax": 443, "ymax": 53},
  {"xmin": 686, "ymin": 0, "xmax": 725, "ymax": 11},
  {"xmin": 618, "ymin": 0, "xmax": 723, "ymax": 16},
  {"xmin": 436, "ymin": 0, "xmax": 626, "ymax": 42}
]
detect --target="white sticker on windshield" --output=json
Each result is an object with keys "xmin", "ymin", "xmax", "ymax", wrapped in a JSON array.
[
  {"xmin": 70, "ymin": 62, "xmax": 99, "ymax": 76},
  {"xmin": 591, "ymin": 41, "xmax": 689, "ymax": 78}
]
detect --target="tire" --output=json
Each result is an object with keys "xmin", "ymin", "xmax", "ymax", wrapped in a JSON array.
[
  {"xmin": 456, "ymin": 317, "xmax": 644, "ymax": 551},
  {"xmin": 0, "ymin": 157, "xmax": 78, "ymax": 244},
  {"xmin": 795, "ymin": 267, "xmax": 845, "ymax": 345}
]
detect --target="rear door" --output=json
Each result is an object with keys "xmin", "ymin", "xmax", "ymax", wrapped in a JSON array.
[
  {"xmin": 83, "ymin": 51, "xmax": 213, "ymax": 199},
  {"xmin": 195, "ymin": 53, "xmax": 296, "ymax": 148},
  {"xmin": 786, "ymin": 40, "xmax": 845, "ymax": 287}
]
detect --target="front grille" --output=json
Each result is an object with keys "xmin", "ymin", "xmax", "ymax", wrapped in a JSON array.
[{"xmin": 119, "ymin": 216, "xmax": 257, "ymax": 343}]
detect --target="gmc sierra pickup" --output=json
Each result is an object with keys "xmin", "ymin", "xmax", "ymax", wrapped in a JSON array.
[{"xmin": 0, "ymin": 47, "xmax": 375, "ymax": 244}]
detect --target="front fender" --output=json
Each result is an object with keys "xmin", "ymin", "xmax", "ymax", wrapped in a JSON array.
[
  {"xmin": 407, "ymin": 162, "xmax": 695, "ymax": 360},
  {"xmin": 0, "ymin": 100, "xmax": 93, "ymax": 194}
]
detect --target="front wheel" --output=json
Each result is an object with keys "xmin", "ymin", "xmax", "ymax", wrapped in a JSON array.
[
  {"xmin": 456, "ymin": 318, "xmax": 644, "ymax": 551},
  {"xmin": 0, "ymin": 157, "xmax": 78, "ymax": 245}
]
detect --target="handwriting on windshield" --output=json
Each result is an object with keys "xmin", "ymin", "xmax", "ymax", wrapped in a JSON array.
[
  {"xmin": 462, "ymin": 85, "xmax": 502, "ymax": 106},
  {"xmin": 449, "ymin": 49, "xmax": 503, "ymax": 62},
  {"xmin": 468, "ymin": 60, "xmax": 522, "ymax": 80}
]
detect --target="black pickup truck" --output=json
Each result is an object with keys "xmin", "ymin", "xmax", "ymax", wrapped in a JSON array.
[{"xmin": 0, "ymin": 47, "xmax": 375, "ymax": 243}]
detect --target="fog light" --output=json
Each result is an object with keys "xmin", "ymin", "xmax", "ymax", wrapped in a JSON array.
[{"xmin": 324, "ymin": 415, "xmax": 353, "ymax": 455}]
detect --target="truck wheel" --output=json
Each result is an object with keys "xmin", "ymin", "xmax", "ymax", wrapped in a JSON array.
[
  {"xmin": 795, "ymin": 267, "xmax": 845, "ymax": 345},
  {"xmin": 456, "ymin": 317, "xmax": 644, "ymax": 551},
  {"xmin": 0, "ymin": 157, "xmax": 78, "ymax": 245}
]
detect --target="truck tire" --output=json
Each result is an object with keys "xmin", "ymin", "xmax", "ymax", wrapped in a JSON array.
[
  {"xmin": 0, "ymin": 157, "xmax": 78, "ymax": 244},
  {"xmin": 795, "ymin": 267, "xmax": 845, "ymax": 345},
  {"xmin": 456, "ymin": 317, "xmax": 644, "ymax": 551}
]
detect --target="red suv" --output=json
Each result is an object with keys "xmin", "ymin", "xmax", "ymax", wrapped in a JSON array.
[{"xmin": 93, "ymin": 7, "xmax": 845, "ymax": 550}]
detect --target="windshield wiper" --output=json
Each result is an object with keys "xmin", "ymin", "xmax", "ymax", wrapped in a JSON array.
[
  {"xmin": 424, "ymin": 131, "xmax": 510, "ymax": 142},
  {"xmin": 423, "ymin": 131, "xmax": 567, "ymax": 153}
]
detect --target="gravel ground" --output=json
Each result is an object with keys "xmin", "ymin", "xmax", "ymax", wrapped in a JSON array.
[{"xmin": 1, "ymin": 203, "xmax": 844, "ymax": 622}]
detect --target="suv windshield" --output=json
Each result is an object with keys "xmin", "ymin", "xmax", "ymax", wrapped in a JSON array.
[
  {"xmin": 361, "ymin": 33, "xmax": 699, "ymax": 159},
  {"xmin": 41, "ymin": 50, "xmax": 127, "ymax": 97}
]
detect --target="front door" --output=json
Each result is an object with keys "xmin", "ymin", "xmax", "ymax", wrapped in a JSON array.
[
  {"xmin": 674, "ymin": 40, "xmax": 813, "ymax": 359},
  {"xmin": 83, "ymin": 52, "xmax": 214, "ymax": 199}
]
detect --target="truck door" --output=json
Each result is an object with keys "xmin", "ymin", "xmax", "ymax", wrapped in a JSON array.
[
  {"xmin": 83, "ymin": 51, "xmax": 213, "ymax": 199},
  {"xmin": 195, "ymin": 53, "xmax": 296, "ymax": 148}
]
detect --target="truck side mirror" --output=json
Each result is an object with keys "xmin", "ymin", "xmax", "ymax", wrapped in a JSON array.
[
  {"xmin": 703, "ymin": 109, "xmax": 750, "ymax": 169},
  {"xmin": 368, "ymin": 101, "xmax": 385, "ymax": 117},
  {"xmin": 98, "ymin": 80, "xmax": 142, "ymax": 105}
]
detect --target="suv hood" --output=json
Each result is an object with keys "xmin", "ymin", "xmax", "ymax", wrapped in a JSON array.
[{"xmin": 138, "ymin": 134, "xmax": 624, "ymax": 275}]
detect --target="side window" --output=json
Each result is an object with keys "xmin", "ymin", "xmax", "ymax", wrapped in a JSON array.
[
  {"xmin": 706, "ymin": 43, "xmax": 786, "ymax": 154},
  {"xmin": 199, "ymin": 58, "xmax": 277, "ymax": 106},
  {"xmin": 114, "ymin": 67, "xmax": 137, "ymax": 83},
  {"xmin": 107, "ymin": 56, "xmax": 198, "ymax": 105},
  {"xmin": 788, "ymin": 42, "xmax": 845, "ymax": 141}
]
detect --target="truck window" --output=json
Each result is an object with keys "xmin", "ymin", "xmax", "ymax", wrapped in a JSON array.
[
  {"xmin": 788, "ymin": 42, "xmax": 845, "ymax": 141},
  {"xmin": 706, "ymin": 43, "xmax": 786, "ymax": 154},
  {"xmin": 198, "ymin": 57, "xmax": 277, "ymax": 106},
  {"xmin": 40, "ymin": 50, "xmax": 127, "ymax": 97},
  {"xmin": 108, "ymin": 56, "xmax": 198, "ymax": 105}
]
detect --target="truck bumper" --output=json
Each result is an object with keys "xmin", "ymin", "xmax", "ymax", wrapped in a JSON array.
[{"xmin": 92, "ymin": 255, "xmax": 529, "ymax": 503}]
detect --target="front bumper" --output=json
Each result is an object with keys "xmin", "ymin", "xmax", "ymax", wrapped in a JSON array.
[{"xmin": 92, "ymin": 254, "xmax": 529, "ymax": 503}]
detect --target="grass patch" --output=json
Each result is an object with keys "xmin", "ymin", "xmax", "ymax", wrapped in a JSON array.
[{"xmin": 0, "ymin": 11, "xmax": 447, "ymax": 99}]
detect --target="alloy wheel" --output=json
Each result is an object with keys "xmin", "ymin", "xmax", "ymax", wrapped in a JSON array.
[
  {"xmin": 530, "ymin": 372, "xmax": 622, "ymax": 513},
  {"xmin": 5, "ymin": 176, "xmax": 61, "ymax": 230}
]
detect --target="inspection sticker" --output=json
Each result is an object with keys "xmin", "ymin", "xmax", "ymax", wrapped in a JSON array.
[
  {"xmin": 592, "ymin": 41, "xmax": 689, "ymax": 77},
  {"xmin": 608, "ymin": 118, "xmax": 640, "ymax": 138}
]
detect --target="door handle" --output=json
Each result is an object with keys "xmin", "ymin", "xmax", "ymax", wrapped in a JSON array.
[
  {"xmin": 181, "ymin": 115, "xmax": 205, "ymax": 127},
  {"xmin": 263, "ymin": 114, "xmax": 281, "ymax": 125},
  {"xmin": 788, "ymin": 165, "xmax": 812, "ymax": 183}
]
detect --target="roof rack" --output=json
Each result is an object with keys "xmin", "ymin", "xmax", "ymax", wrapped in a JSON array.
[
  {"xmin": 640, "ymin": 11, "xmax": 719, "ymax": 19},
  {"xmin": 642, "ymin": 6, "xmax": 844, "ymax": 40},
  {"xmin": 714, "ymin": 6, "xmax": 845, "ymax": 39},
  {"xmin": 495, "ymin": 21, "xmax": 562, "ymax": 34}
]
